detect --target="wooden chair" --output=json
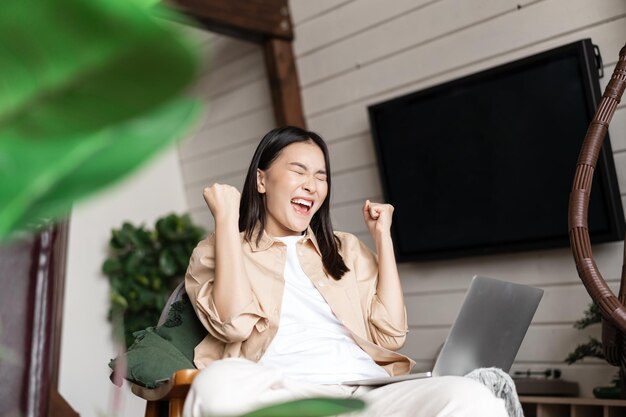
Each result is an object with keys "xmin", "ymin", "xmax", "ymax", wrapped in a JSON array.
[
  {"xmin": 131, "ymin": 369, "xmax": 199, "ymax": 417},
  {"xmin": 569, "ymin": 43, "xmax": 626, "ymax": 387}
]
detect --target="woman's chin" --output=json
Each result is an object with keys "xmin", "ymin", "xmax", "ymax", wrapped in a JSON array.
[{"xmin": 288, "ymin": 220, "xmax": 310, "ymax": 233}]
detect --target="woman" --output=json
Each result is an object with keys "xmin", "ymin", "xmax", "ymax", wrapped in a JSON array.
[{"xmin": 183, "ymin": 126, "xmax": 507, "ymax": 417}]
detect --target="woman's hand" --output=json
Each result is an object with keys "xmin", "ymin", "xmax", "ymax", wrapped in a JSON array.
[
  {"xmin": 362, "ymin": 200, "xmax": 394, "ymax": 239},
  {"xmin": 203, "ymin": 184, "xmax": 241, "ymax": 224}
]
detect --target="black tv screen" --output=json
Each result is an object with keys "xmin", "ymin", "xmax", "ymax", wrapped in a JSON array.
[{"xmin": 368, "ymin": 39, "xmax": 624, "ymax": 262}]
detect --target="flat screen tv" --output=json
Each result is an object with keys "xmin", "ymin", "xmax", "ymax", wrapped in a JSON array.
[{"xmin": 368, "ymin": 39, "xmax": 624, "ymax": 262}]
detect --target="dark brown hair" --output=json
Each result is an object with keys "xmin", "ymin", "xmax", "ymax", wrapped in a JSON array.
[{"xmin": 239, "ymin": 126, "xmax": 349, "ymax": 280}]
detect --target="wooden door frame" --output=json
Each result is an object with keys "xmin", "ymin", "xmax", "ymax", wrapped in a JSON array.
[{"xmin": 0, "ymin": 221, "xmax": 73, "ymax": 417}]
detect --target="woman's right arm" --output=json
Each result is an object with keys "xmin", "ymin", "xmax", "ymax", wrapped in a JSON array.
[{"xmin": 185, "ymin": 184, "xmax": 266, "ymax": 343}]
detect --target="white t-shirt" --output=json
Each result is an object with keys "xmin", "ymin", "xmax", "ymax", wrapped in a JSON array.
[{"xmin": 259, "ymin": 235, "xmax": 388, "ymax": 384}]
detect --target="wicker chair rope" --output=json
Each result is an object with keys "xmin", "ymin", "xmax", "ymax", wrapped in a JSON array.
[{"xmin": 568, "ymin": 43, "xmax": 626, "ymax": 370}]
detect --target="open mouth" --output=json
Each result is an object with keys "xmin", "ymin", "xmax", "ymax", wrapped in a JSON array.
[{"xmin": 291, "ymin": 198, "xmax": 313, "ymax": 215}]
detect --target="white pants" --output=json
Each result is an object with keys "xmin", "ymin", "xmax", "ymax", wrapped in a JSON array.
[{"xmin": 183, "ymin": 358, "xmax": 508, "ymax": 417}]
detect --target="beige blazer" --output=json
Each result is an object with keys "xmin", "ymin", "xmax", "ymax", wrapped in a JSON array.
[{"xmin": 185, "ymin": 227, "xmax": 415, "ymax": 376}]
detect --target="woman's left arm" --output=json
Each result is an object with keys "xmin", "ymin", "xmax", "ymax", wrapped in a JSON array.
[{"xmin": 363, "ymin": 200, "xmax": 405, "ymax": 328}]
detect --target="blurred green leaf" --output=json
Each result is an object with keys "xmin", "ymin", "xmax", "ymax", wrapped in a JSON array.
[
  {"xmin": 126, "ymin": 254, "xmax": 145, "ymax": 275},
  {"xmin": 156, "ymin": 214, "xmax": 179, "ymax": 241},
  {"xmin": 159, "ymin": 248, "xmax": 177, "ymax": 276},
  {"xmin": 0, "ymin": 98, "xmax": 201, "ymax": 238},
  {"xmin": 102, "ymin": 258, "xmax": 123, "ymax": 275},
  {"xmin": 0, "ymin": 0, "xmax": 198, "ymax": 139},
  {"xmin": 0, "ymin": 0, "xmax": 203, "ymax": 239},
  {"xmin": 130, "ymin": 0, "xmax": 162, "ymax": 9},
  {"xmin": 134, "ymin": 275, "xmax": 150, "ymax": 287},
  {"xmin": 110, "ymin": 292, "xmax": 128, "ymax": 309},
  {"xmin": 239, "ymin": 398, "xmax": 366, "ymax": 417},
  {"xmin": 151, "ymin": 276, "xmax": 162, "ymax": 291},
  {"xmin": 171, "ymin": 244, "xmax": 191, "ymax": 269}
]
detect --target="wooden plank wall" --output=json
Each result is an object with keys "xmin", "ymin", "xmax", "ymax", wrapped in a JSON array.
[
  {"xmin": 178, "ymin": 26, "xmax": 275, "ymax": 227},
  {"xmin": 291, "ymin": 0, "xmax": 626, "ymax": 396},
  {"xmin": 178, "ymin": 0, "xmax": 626, "ymax": 396}
]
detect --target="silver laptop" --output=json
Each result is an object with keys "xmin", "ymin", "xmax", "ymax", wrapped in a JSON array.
[{"xmin": 343, "ymin": 276, "xmax": 543, "ymax": 386}]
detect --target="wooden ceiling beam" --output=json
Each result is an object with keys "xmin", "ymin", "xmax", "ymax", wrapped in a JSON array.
[
  {"xmin": 263, "ymin": 38, "xmax": 306, "ymax": 128},
  {"xmin": 167, "ymin": 0, "xmax": 306, "ymax": 128},
  {"xmin": 168, "ymin": 0, "xmax": 293, "ymax": 43}
]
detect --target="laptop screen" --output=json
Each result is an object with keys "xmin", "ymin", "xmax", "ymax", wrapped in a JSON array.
[{"xmin": 432, "ymin": 276, "xmax": 543, "ymax": 376}]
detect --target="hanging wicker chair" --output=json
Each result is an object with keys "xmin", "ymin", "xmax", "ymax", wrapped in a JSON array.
[{"xmin": 569, "ymin": 43, "xmax": 626, "ymax": 385}]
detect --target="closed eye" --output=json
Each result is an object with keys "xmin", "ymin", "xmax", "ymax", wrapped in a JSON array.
[{"xmin": 288, "ymin": 162, "xmax": 326, "ymax": 179}]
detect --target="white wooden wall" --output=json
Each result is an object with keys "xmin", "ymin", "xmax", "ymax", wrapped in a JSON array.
[
  {"xmin": 178, "ymin": 0, "xmax": 626, "ymax": 396},
  {"xmin": 178, "ymin": 28, "xmax": 275, "ymax": 228}
]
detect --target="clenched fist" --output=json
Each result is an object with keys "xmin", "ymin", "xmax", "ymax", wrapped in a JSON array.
[
  {"xmin": 362, "ymin": 199, "xmax": 394, "ymax": 239},
  {"xmin": 203, "ymin": 183, "xmax": 241, "ymax": 224}
]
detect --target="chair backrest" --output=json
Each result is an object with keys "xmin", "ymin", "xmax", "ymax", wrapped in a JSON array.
[{"xmin": 568, "ymin": 43, "xmax": 626, "ymax": 367}]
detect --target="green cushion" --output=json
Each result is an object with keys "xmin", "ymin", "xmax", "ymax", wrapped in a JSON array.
[
  {"xmin": 116, "ymin": 328, "xmax": 195, "ymax": 388},
  {"xmin": 109, "ymin": 294, "xmax": 207, "ymax": 388},
  {"xmin": 156, "ymin": 294, "xmax": 208, "ymax": 363}
]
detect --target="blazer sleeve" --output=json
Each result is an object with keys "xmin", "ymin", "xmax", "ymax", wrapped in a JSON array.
[
  {"xmin": 185, "ymin": 234, "xmax": 268, "ymax": 343},
  {"xmin": 348, "ymin": 233, "xmax": 408, "ymax": 350}
]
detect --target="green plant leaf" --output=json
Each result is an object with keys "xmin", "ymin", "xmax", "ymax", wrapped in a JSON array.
[
  {"xmin": 0, "ymin": 0, "xmax": 198, "ymax": 139},
  {"xmin": 171, "ymin": 244, "xmax": 191, "ymax": 269},
  {"xmin": 156, "ymin": 214, "xmax": 179, "ymax": 241},
  {"xmin": 134, "ymin": 275, "xmax": 151, "ymax": 287},
  {"xmin": 0, "ymin": 98, "xmax": 202, "ymax": 238},
  {"xmin": 159, "ymin": 249, "xmax": 178, "ymax": 276},
  {"xmin": 565, "ymin": 337, "xmax": 605, "ymax": 364},
  {"xmin": 102, "ymin": 258, "xmax": 123, "ymax": 276},
  {"xmin": 238, "ymin": 398, "xmax": 366, "ymax": 417},
  {"xmin": 110, "ymin": 292, "xmax": 128, "ymax": 310},
  {"xmin": 574, "ymin": 302, "xmax": 602, "ymax": 330}
]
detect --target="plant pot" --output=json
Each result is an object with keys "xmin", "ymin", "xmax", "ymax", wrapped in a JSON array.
[{"xmin": 593, "ymin": 385, "xmax": 624, "ymax": 399}]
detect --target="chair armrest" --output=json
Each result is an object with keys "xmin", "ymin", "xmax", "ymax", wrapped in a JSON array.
[{"xmin": 131, "ymin": 369, "xmax": 200, "ymax": 401}]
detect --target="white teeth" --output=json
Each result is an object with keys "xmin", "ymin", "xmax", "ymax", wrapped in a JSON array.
[{"xmin": 291, "ymin": 198, "xmax": 312, "ymax": 207}]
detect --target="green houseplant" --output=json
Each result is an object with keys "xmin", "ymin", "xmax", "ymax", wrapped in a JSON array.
[
  {"xmin": 566, "ymin": 302, "xmax": 622, "ymax": 398},
  {"xmin": 102, "ymin": 213, "xmax": 205, "ymax": 347},
  {"xmin": 565, "ymin": 302, "xmax": 605, "ymax": 364}
]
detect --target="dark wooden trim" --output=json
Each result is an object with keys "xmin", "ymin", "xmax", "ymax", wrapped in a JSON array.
[
  {"xmin": 49, "ymin": 220, "xmax": 69, "ymax": 389},
  {"xmin": 49, "ymin": 389, "xmax": 80, "ymax": 417},
  {"xmin": 0, "ymin": 221, "xmax": 73, "ymax": 417},
  {"xmin": 46, "ymin": 221, "xmax": 77, "ymax": 417},
  {"xmin": 263, "ymin": 38, "xmax": 306, "ymax": 128},
  {"xmin": 163, "ymin": 0, "xmax": 307, "ymax": 128},
  {"xmin": 27, "ymin": 224, "xmax": 58, "ymax": 417},
  {"xmin": 168, "ymin": 0, "xmax": 293, "ymax": 43}
]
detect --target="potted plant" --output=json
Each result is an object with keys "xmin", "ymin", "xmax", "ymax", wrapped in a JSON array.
[
  {"xmin": 566, "ymin": 302, "xmax": 623, "ymax": 398},
  {"xmin": 102, "ymin": 213, "xmax": 205, "ymax": 347}
]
